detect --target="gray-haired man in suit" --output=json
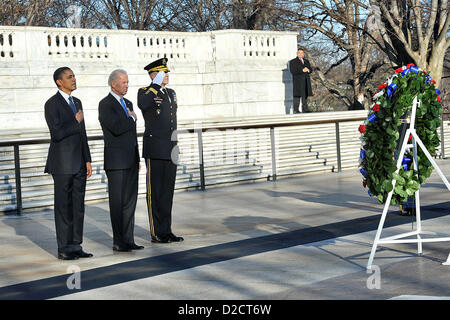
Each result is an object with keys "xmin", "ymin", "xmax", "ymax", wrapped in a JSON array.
[{"xmin": 98, "ymin": 69, "xmax": 144, "ymax": 252}]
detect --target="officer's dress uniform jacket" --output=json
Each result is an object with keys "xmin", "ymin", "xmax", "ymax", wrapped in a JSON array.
[{"xmin": 138, "ymin": 83, "xmax": 177, "ymax": 159}]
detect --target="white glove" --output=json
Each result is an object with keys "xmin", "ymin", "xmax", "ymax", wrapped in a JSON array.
[{"xmin": 152, "ymin": 71, "xmax": 165, "ymax": 86}]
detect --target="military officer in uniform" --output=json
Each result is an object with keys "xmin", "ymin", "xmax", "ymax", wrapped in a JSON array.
[{"xmin": 137, "ymin": 58, "xmax": 184, "ymax": 243}]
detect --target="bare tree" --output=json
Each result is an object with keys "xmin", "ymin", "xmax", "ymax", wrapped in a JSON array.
[
  {"xmin": 168, "ymin": 0, "xmax": 286, "ymax": 31},
  {"xmin": 367, "ymin": 0, "xmax": 450, "ymax": 86},
  {"xmin": 231, "ymin": 0, "xmax": 277, "ymax": 29},
  {"xmin": 74, "ymin": 0, "xmax": 179, "ymax": 30},
  {"xmin": 0, "ymin": 0, "xmax": 24, "ymax": 25},
  {"xmin": 167, "ymin": 0, "xmax": 230, "ymax": 31},
  {"xmin": 24, "ymin": 0, "xmax": 55, "ymax": 25},
  {"xmin": 0, "ymin": 0, "xmax": 57, "ymax": 26}
]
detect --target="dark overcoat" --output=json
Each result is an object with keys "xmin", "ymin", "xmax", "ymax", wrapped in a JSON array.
[{"xmin": 289, "ymin": 57, "xmax": 313, "ymax": 98}]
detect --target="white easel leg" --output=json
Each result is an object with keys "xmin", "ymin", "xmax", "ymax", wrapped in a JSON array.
[
  {"xmin": 367, "ymin": 129, "xmax": 412, "ymax": 270},
  {"xmin": 412, "ymin": 137, "xmax": 422, "ymax": 255},
  {"xmin": 367, "ymin": 191, "xmax": 394, "ymax": 270},
  {"xmin": 443, "ymin": 253, "xmax": 450, "ymax": 266},
  {"xmin": 415, "ymin": 190, "xmax": 423, "ymax": 255},
  {"xmin": 412, "ymin": 131, "xmax": 450, "ymax": 191}
]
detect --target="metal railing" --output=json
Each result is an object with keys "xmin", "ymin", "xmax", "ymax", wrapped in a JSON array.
[
  {"xmin": 442, "ymin": 112, "xmax": 450, "ymax": 159},
  {"xmin": 0, "ymin": 116, "xmax": 369, "ymax": 215}
]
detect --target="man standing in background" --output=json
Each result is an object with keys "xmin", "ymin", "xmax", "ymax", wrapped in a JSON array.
[
  {"xmin": 44, "ymin": 67, "xmax": 93, "ymax": 260},
  {"xmin": 98, "ymin": 69, "xmax": 143, "ymax": 252},
  {"xmin": 289, "ymin": 48, "xmax": 313, "ymax": 113},
  {"xmin": 349, "ymin": 93, "xmax": 366, "ymax": 110}
]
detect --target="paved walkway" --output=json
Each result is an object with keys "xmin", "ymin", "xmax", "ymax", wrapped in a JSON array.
[{"xmin": 1, "ymin": 161, "xmax": 450, "ymax": 300}]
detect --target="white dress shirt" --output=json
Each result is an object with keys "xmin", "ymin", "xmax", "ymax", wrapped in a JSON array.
[{"xmin": 58, "ymin": 89, "xmax": 74, "ymax": 106}]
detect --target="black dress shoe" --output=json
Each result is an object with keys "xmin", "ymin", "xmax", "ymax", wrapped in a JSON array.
[
  {"xmin": 74, "ymin": 250, "xmax": 93, "ymax": 258},
  {"xmin": 151, "ymin": 235, "xmax": 171, "ymax": 243},
  {"xmin": 168, "ymin": 233, "xmax": 184, "ymax": 242},
  {"xmin": 128, "ymin": 243, "xmax": 144, "ymax": 250},
  {"xmin": 58, "ymin": 252, "xmax": 79, "ymax": 260},
  {"xmin": 113, "ymin": 244, "xmax": 132, "ymax": 252}
]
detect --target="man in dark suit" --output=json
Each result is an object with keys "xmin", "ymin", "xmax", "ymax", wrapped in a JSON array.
[
  {"xmin": 289, "ymin": 48, "xmax": 313, "ymax": 113},
  {"xmin": 137, "ymin": 58, "xmax": 183, "ymax": 244},
  {"xmin": 349, "ymin": 93, "xmax": 366, "ymax": 110},
  {"xmin": 98, "ymin": 69, "xmax": 144, "ymax": 252},
  {"xmin": 44, "ymin": 67, "xmax": 93, "ymax": 260}
]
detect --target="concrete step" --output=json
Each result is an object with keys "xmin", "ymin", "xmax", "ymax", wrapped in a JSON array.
[
  {"xmin": 276, "ymin": 163, "xmax": 336, "ymax": 176},
  {"xmin": 0, "ymin": 167, "xmax": 204, "ymax": 192},
  {"xmin": 0, "ymin": 162, "xmax": 263, "ymax": 195}
]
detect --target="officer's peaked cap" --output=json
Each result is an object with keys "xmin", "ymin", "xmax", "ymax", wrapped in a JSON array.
[{"xmin": 144, "ymin": 58, "xmax": 170, "ymax": 73}]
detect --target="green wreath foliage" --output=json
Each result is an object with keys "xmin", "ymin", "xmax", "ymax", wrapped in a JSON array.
[{"xmin": 359, "ymin": 65, "xmax": 443, "ymax": 205}]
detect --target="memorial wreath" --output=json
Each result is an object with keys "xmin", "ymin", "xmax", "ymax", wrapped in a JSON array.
[{"xmin": 358, "ymin": 64, "xmax": 443, "ymax": 205}]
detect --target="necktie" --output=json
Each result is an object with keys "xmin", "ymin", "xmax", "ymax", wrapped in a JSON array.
[
  {"xmin": 163, "ymin": 88, "xmax": 171, "ymax": 102},
  {"xmin": 301, "ymin": 58, "xmax": 304, "ymax": 64},
  {"xmin": 68, "ymin": 96, "xmax": 77, "ymax": 114},
  {"xmin": 120, "ymin": 97, "xmax": 136, "ymax": 145},
  {"xmin": 120, "ymin": 97, "xmax": 129, "ymax": 117}
]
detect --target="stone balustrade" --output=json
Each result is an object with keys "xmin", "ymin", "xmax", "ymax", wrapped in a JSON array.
[
  {"xmin": 0, "ymin": 27, "xmax": 290, "ymax": 63},
  {"xmin": 0, "ymin": 26, "xmax": 298, "ymax": 132}
]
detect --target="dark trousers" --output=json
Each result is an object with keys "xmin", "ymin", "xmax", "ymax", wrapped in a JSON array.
[
  {"xmin": 52, "ymin": 169, "xmax": 87, "ymax": 254},
  {"xmin": 293, "ymin": 96, "xmax": 309, "ymax": 113},
  {"xmin": 106, "ymin": 163, "xmax": 139, "ymax": 247},
  {"xmin": 145, "ymin": 158, "xmax": 177, "ymax": 238}
]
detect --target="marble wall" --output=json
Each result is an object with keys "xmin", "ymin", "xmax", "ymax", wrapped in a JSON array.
[{"xmin": 0, "ymin": 26, "xmax": 298, "ymax": 132}]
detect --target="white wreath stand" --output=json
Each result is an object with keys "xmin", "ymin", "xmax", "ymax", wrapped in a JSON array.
[{"xmin": 367, "ymin": 97, "xmax": 450, "ymax": 270}]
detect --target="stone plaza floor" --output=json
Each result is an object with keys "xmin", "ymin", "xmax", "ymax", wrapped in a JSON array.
[{"xmin": 1, "ymin": 161, "xmax": 450, "ymax": 300}]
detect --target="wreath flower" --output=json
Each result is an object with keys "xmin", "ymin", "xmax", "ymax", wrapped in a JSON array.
[{"xmin": 358, "ymin": 64, "xmax": 443, "ymax": 205}]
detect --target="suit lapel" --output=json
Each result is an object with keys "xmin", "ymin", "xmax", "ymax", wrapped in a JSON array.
[
  {"xmin": 161, "ymin": 88, "xmax": 171, "ymax": 103},
  {"xmin": 72, "ymin": 97, "xmax": 81, "ymax": 112},
  {"xmin": 108, "ymin": 93, "xmax": 129, "ymax": 118},
  {"xmin": 56, "ymin": 91, "xmax": 77, "ymax": 117},
  {"xmin": 124, "ymin": 98, "xmax": 132, "ymax": 111}
]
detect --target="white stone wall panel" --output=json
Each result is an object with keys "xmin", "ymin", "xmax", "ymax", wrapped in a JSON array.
[{"xmin": 0, "ymin": 26, "xmax": 298, "ymax": 131}]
